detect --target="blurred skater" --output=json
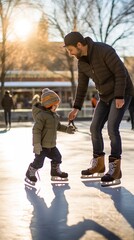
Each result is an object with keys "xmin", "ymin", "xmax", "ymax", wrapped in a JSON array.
[
  {"xmin": 127, "ymin": 96, "xmax": 134, "ymax": 130},
  {"xmin": 1, "ymin": 90, "xmax": 14, "ymax": 129}
]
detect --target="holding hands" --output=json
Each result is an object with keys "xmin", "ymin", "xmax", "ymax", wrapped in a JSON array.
[{"xmin": 66, "ymin": 125, "xmax": 76, "ymax": 134}]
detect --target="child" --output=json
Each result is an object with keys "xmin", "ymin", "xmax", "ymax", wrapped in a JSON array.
[{"xmin": 25, "ymin": 88, "xmax": 75, "ymax": 185}]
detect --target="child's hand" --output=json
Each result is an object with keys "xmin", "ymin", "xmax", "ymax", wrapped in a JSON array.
[
  {"xmin": 33, "ymin": 143, "xmax": 42, "ymax": 155},
  {"xmin": 66, "ymin": 125, "xmax": 76, "ymax": 134}
]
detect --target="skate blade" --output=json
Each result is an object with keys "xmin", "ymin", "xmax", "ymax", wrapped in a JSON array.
[
  {"xmin": 25, "ymin": 177, "xmax": 36, "ymax": 186},
  {"xmin": 81, "ymin": 172, "xmax": 104, "ymax": 179},
  {"xmin": 101, "ymin": 179, "xmax": 121, "ymax": 187},
  {"xmin": 51, "ymin": 176, "xmax": 68, "ymax": 182}
]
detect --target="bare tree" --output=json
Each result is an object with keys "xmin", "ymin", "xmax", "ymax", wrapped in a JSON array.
[
  {"xmin": 83, "ymin": 0, "xmax": 134, "ymax": 48},
  {"xmin": 45, "ymin": 0, "xmax": 93, "ymax": 98},
  {"xmin": 43, "ymin": 0, "xmax": 134, "ymax": 96},
  {"xmin": 0, "ymin": 0, "xmax": 40, "ymax": 99}
]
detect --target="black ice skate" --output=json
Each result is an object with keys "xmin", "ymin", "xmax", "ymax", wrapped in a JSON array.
[
  {"xmin": 25, "ymin": 164, "xmax": 38, "ymax": 186},
  {"xmin": 51, "ymin": 162, "xmax": 68, "ymax": 181},
  {"xmin": 81, "ymin": 155, "xmax": 105, "ymax": 179},
  {"xmin": 101, "ymin": 158, "xmax": 122, "ymax": 187}
]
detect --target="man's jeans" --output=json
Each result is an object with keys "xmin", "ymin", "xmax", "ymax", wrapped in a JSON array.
[{"xmin": 90, "ymin": 96, "xmax": 131, "ymax": 159}]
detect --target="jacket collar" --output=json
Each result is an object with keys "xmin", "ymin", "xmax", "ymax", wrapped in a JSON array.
[
  {"xmin": 79, "ymin": 37, "xmax": 94, "ymax": 64},
  {"xmin": 86, "ymin": 37, "xmax": 94, "ymax": 63}
]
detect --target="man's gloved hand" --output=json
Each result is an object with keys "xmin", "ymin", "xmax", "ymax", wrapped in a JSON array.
[
  {"xmin": 66, "ymin": 125, "xmax": 76, "ymax": 134},
  {"xmin": 33, "ymin": 143, "xmax": 42, "ymax": 155}
]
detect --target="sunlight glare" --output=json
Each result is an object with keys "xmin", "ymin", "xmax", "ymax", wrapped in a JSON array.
[{"xmin": 13, "ymin": 18, "xmax": 33, "ymax": 40}]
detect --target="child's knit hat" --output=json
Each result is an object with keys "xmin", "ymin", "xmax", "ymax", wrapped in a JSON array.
[{"xmin": 41, "ymin": 88, "xmax": 60, "ymax": 108}]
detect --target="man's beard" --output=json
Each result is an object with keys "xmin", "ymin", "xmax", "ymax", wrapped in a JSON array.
[{"xmin": 75, "ymin": 48, "xmax": 82, "ymax": 59}]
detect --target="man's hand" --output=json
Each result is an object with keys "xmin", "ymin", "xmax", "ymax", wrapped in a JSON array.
[
  {"xmin": 115, "ymin": 99, "xmax": 125, "ymax": 109},
  {"xmin": 68, "ymin": 108, "xmax": 79, "ymax": 121},
  {"xmin": 33, "ymin": 143, "xmax": 42, "ymax": 155}
]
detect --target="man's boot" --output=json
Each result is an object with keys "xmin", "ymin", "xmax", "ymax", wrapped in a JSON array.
[
  {"xmin": 101, "ymin": 157, "xmax": 122, "ymax": 187},
  {"xmin": 81, "ymin": 155, "xmax": 105, "ymax": 178}
]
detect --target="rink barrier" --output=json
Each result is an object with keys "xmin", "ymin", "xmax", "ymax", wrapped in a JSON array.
[{"xmin": 0, "ymin": 108, "xmax": 129, "ymax": 122}]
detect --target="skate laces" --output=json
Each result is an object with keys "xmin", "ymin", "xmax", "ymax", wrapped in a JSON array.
[
  {"xmin": 90, "ymin": 158, "xmax": 98, "ymax": 168},
  {"xmin": 56, "ymin": 164, "xmax": 62, "ymax": 174},
  {"xmin": 37, "ymin": 170, "xmax": 40, "ymax": 180},
  {"xmin": 30, "ymin": 166, "xmax": 37, "ymax": 176},
  {"xmin": 107, "ymin": 162, "xmax": 116, "ymax": 175}
]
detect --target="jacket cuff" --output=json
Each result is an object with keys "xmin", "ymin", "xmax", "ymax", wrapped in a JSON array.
[
  {"xmin": 114, "ymin": 96, "xmax": 124, "ymax": 99},
  {"xmin": 73, "ymin": 105, "xmax": 81, "ymax": 110}
]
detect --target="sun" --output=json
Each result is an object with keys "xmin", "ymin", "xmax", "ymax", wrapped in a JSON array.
[{"xmin": 13, "ymin": 18, "xmax": 33, "ymax": 41}]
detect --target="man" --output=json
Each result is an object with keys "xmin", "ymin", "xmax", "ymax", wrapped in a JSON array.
[
  {"xmin": 64, "ymin": 31, "xmax": 134, "ymax": 186},
  {"xmin": 1, "ymin": 90, "xmax": 14, "ymax": 129}
]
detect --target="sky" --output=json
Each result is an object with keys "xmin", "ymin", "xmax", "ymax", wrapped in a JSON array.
[{"xmin": 5, "ymin": 0, "xmax": 134, "ymax": 57}]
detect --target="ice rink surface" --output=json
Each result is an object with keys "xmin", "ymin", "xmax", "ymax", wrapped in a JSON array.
[{"xmin": 0, "ymin": 120, "xmax": 134, "ymax": 240}]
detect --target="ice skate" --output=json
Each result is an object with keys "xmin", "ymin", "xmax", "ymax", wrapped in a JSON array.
[
  {"xmin": 25, "ymin": 164, "xmax": 38, "ymax": 186},
  {"xmin": 51, "ymin": 162, "xmax": 68, "ymax": 181},
  {"xmin": 81, "ymin": 155, "xmax": 105, "ymax": 179},
  {"xmin": 101, "ymin": 158, "xmax": 122, "ymax": 187}
]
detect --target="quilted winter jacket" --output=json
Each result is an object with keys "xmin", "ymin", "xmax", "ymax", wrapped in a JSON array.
[
  {"xmin": 74, "ymin": 37, "xmax": 134, "ymax": 110},
  {"xmin": 32, "ymin": 103, "xmax": 68, "ymax": 148}
]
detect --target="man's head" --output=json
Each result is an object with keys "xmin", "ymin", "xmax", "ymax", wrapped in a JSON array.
[
  {"xmin": 64, "ymin": 32, "xmax": 87, "ymax": 59},
  {"xmin": 41, "ymin": 88, "xmax": 60, "ymax": 111},
  {"xmin": 64, "ymin": 32, "xmax": 86, "ymax": 47}
]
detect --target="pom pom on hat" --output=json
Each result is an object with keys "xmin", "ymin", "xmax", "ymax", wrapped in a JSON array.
[
  {"xmin": 41, "ymin": 88, "xmax": 60, "ymax": 108},
  {"xmin": 32, "ymin": 94, "xmax": 40, "ymax": 105}
]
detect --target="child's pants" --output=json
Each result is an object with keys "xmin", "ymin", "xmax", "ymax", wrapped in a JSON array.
[{"xmin": 31, "ymin": 146, "xmax": 62, "ymax": 169}]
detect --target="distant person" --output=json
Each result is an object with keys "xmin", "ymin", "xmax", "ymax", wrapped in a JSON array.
[
  {"xmin": 127, "ymin": 96, "xmax": 134, "ymax": 130},
  {"xmin": 1, "ymin": 90, "xmax": 14, "ymax": 129},
  {"xmin": 64, "ymin": 31, "xmax": 134, "ymax": 187},
  {"xmin": 68, "ymin": 96, "xmax": 73, "ymax": 108},
  {"xmin": 91, "ymin": 94, "xmax": 97, "ymax": 108},
  {"xmin": 32, "ymin": 94, "xmax": 40, "ymax": 106},
  {"xmin": 23, "ymin": 96, "xmax": 30, "ymax": 108},
  {"xmin": 91, "ymin": 93, "xmax": 98, "ymax": 113},
  {"xmin": 25, "ymin": 88, "xmax": 75, "ymax": 185}
]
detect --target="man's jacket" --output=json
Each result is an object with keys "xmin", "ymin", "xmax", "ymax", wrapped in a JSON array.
[{"xmin": 74, "ymin": 37, "xmax": 134, "ymax": 110}]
